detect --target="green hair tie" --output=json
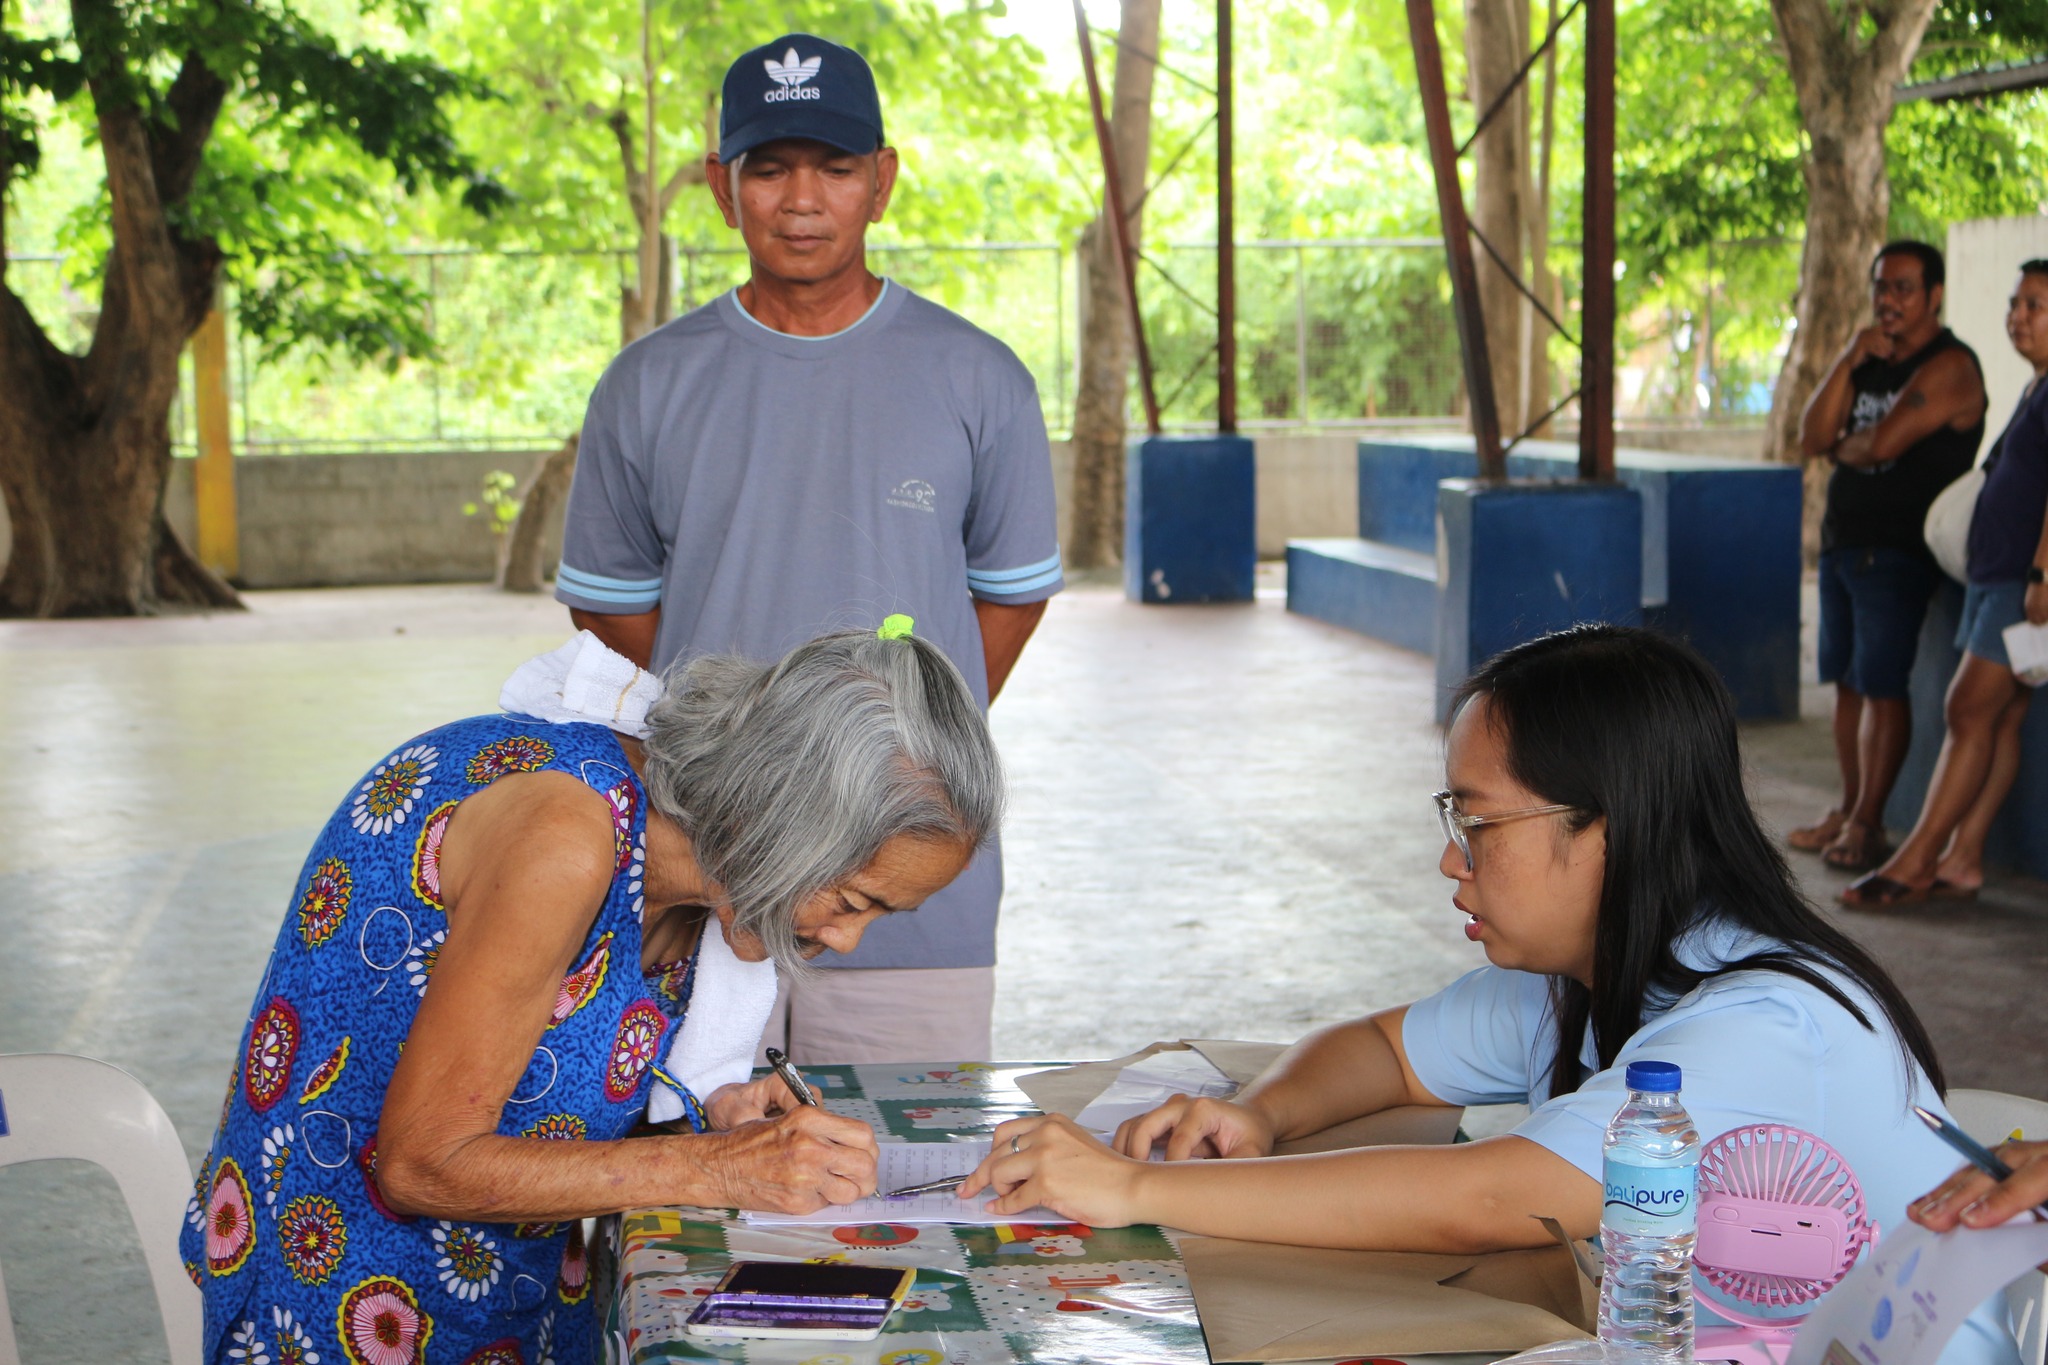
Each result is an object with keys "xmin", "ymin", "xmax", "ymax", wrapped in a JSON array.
[{"xmin": 878, "ymin": 614, "xmax": 916, "ymax": 640}]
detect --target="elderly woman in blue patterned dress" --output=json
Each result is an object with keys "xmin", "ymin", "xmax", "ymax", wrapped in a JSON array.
[{"xmin": 180, "ymin": 626, "xmax": 1002, "ymax": 1365}]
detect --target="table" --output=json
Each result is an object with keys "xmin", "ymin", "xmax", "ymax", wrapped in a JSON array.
[{"xmin": 603, "ymin": 1061, "xmax": 1212, "ymax": 1365}]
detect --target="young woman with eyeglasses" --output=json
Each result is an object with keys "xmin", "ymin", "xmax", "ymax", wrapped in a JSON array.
[{"xmin": 962, "ymin": 624, "xmax": 2015, "ymax": 1365}]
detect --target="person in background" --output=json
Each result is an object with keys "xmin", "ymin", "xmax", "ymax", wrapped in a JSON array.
[
  {"xmin": 957, "ymin": 627, "xmax": 2015, "ymax": 1365},
  {"xmin": 1843, "ymin": 260, "xmax": 2048, "ymax": 907},
  {"xmin": 552, "ymin": 33, "xmax": 1061, "ymax": 1065},
  {"xmin": 1791, "ymin": 241, "xmax": 1987, "ymax": 874}
]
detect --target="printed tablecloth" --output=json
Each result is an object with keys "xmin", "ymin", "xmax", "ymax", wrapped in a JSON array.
[{"xmin": 603, "ymin": 1061, "xmax": 1211, "ymax": 1365}]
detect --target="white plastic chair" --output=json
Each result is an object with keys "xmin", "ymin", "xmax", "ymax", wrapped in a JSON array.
[
  {"xmin": 1946, "ymin": 1088, "xmax": 2048, "ymax": 1365},
  {"xmin": 0, "ymin": 1053, "xmax": 201, "ymax": 1365}
]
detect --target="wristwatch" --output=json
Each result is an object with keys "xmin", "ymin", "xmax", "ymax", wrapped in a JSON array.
[{"xmin": 2030, "ymin": 566, "xmax": 2047, "ymax": 584}]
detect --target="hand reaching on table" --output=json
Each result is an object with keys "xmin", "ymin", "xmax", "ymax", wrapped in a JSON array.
[
  {"xmin": 1114, "ymin": 1094, "xmax": 1276, "ymax": 1161},
  {"xmin": 703, "ymin": 1105, "xmax": 878, "ymax": 1214},
  {"xmin": 960, "ymin": 1115, "xmax": 1148, "ymax": 1227}
]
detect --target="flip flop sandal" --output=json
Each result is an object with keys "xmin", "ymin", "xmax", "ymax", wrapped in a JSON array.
[
  {"xmin": 1838, "ymin": 873, "xmax": 1932, "ymax": 909},
  {"xmin": 1926, "ymin": 879, "xmax": 1980, "ymax": 902},
  {"xmin": 1787, "ymin": 810, "xmax": 1846, "ymax": 853}
]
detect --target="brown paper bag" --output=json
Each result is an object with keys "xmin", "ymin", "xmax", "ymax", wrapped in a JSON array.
[{"xmin": 1181, "ymin": 1237, "xmax": 1594, "ymax": 1362}]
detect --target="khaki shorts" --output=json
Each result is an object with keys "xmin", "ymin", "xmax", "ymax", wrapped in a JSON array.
[{"xmin": 754, "ymin": 966, "xmax": 995, "ymax": 1066}]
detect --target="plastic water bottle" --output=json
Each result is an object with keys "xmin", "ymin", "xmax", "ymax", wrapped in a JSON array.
[{"xmin": 1597, "ymin": 1060, "xmax": 1701, "ymax": 1365}]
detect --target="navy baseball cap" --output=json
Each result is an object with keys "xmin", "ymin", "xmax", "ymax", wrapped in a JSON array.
[{"xmin": 719, "ymin": 34, "xmax": 885, "ymax": 162}]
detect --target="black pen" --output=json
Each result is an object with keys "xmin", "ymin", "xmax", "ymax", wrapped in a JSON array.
[
  {"xmin": 765, "ymin": 1048, "xmax": 819, "ymax": 1108},
  {"xmin": 1912, "ymin": 1106, "xmax": 2048, "ymax": 1216},
  {"xmin": 883, "ymin": 1172, "xmax": 976, "ymax": 1199}
]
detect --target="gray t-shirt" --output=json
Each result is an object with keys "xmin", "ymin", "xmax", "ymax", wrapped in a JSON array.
[{"xmin": 555, "ymin": 280, "xmax": 1062, "ymax": 969}]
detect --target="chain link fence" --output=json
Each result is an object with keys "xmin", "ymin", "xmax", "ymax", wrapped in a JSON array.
[{"xmin": 4, "ymin": 237, "xmax": 1797, "ymax": 452}]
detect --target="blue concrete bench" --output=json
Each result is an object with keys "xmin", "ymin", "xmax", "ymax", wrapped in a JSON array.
[{"xmin": 1288, "ymin": 435, "xmax": 1804, "ymax": 720}]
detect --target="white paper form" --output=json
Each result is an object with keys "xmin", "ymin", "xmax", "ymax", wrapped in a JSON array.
[
  {"xmin": 1786, "ymin": 1217, "xmax": 2048, "ymax": 1365},
  {"xmin": 740, "ymin": 1141, "xmax": 1071, "ymax": 1226},
  {"xmin": 1073, "ymin": 1050, "xmax": 1237, "ymax": 1136}
]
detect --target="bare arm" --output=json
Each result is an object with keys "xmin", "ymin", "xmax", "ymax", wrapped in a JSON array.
[
  {"xmin": 570, "ymin": 607, "xmax": 661, "ymax": 670},
  {"xmin": 1832, "ymin": 348, "xmax": 1987, "ymax": 469},
  {"xmin": 1112, "ymin": 1008, "xmax": 1449, "ymax": 1161},
  {"xmin": 1801, "ymin": 328, "xmax": 1881, "ymax": 459},
  {"xmin": 960, "ymin": 1006, "xmax": 1603, "ymax": 1252},
  {"xmin": 969, "ymin": 1117, "xmax": 1596, "ymax": 1252},
  {"xmin": 973, "ymin": 598, "xmax": 1048, "ymax": 702},
  {"xmin": 375, "ymin": 771, "xmax": 877, "ymax": 1221}
]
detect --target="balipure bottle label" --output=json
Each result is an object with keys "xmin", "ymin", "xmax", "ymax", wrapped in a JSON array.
[{"xmin": 1602, "ymin": 1158, "xmax": 1698, "ymax": 1236}]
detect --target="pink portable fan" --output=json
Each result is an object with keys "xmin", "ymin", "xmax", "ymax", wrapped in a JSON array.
[{"xmin": 1692, "ymin": 1124, "xmax": 1879, "ymax": 1365}]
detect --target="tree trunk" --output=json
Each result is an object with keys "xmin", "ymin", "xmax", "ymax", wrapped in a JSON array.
[
  {"xmin": 0, "ymin": 71, "xmax": 239, "ymax": 617},
  {"xmin": 1464, "ymin": 0, "xmax": 1529, "ymax": 436},
  {"xmin": 1764, "ymin": 0, "xmax": 1940, "ymax": 554},
  {"xmin": 499, "ymin": 434, "xmax": 578, "ymax": 593},
  {"xmin": 1066, "ymin": 0, "xmax": 1163, "ymax": 571}
]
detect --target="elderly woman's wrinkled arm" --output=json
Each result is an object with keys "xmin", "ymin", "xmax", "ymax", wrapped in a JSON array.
[{"xmin": 372, "ymin": 773, "xmax": 878, "ymax": 1221}]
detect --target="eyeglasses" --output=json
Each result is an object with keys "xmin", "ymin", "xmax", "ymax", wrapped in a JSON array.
[{"xmin": 1432, "ymin": 790, "xmax": 1578, "ymax": 871}]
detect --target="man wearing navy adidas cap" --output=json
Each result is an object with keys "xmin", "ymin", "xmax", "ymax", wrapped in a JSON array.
[{"xmin": 554, "ymin": 34, "xmax": 1063, "ymax": 1065}]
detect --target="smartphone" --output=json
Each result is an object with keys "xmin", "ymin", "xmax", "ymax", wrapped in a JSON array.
[{"xmin": 682, "ymin": 1260, "xmax": 916, "ymax": 1341}]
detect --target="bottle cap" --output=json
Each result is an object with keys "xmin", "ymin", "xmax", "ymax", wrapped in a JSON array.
[{"xmin": 1624, "ymin": 1060, "xmax": 1682, "ymax": 1093}]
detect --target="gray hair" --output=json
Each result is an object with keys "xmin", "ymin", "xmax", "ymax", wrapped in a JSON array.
[{"xmin": 640, "ymin": 630, "xmax": 1003, "ymax": 972}]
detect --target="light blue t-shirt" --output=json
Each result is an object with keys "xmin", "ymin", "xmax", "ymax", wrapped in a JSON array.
[
  {"xmin": 554, "ymin": 280, "xmax": 1063, "ymax": 969},
  {"xmin": 1404, "ymin": 919, "xmax": 2017, "ymax": 1365}
]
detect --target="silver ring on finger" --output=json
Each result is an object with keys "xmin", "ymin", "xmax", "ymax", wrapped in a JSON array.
[{"xmin": 1010, "ymin": 1134, "xmax": 1022, "ymax": 1155}]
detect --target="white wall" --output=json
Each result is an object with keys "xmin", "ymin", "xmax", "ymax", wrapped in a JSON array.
[{"xmin": 1947, "ymin": 216, "xmax": 2048, "ymax": 454}]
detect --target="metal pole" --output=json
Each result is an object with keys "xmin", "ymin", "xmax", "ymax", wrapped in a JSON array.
[
  {"xmin": 1073, "ymin": 0, "xmax": 1163, "ymax": 435},
  {"xmin": 428, "ymin": 253, "xmax": 443, "ymax": 443},
  {"xmin": 192, "ymin": 296, "xmax": 239, "ymax": 578},
  {"xmin": 1217, "ymin": 0, "xmax": 1237, "ymax": 433},
  {"xmin": 1295, "ymin": 244, "xmax": 1310, "ymax": 423},
  {"xmin": 1405, "ymin": 0, "xmax": 1504, "ymax": 477},
  {"xmin": 1580, "ymin": 0, "xmax": 1616, "ymax": 480},
  {"xmin": 1054, "ymin": 245, "xmax": 1069, "ymax": 430}
]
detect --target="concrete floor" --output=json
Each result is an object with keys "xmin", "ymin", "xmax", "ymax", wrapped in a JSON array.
[{"xmin": 2, "ymin": 574, "xmax": 2044, "ymax": 1360}]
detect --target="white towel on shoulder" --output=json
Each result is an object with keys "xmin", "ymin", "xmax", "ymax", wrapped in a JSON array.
[
  {"xmin": 646, "ymin": 917, "xmax": 781, "ymax": 1124},
  {"xmin": 499, "ymin": 631, "xmax": 662, "ymax": 738}
]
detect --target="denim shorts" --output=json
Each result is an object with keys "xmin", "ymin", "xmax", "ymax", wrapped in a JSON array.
[
  {"xmin": 1955, "ymin": 580, "xmax": 2029, "ymax": 670},
  {"xmin": 1817, "ymin": 547, "xmax": 1941, "ymax": 699}
]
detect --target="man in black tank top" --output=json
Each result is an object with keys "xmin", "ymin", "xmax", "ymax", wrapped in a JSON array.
[{"xmin": 1792, "ymin": 240, "xmax": 1987, "ymax": 874}]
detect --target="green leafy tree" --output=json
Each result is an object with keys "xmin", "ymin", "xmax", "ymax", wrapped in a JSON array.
[
  {"xmin": 0, "ymin": 0, "xmax": 503, "ymax": 616},
  {"xmin": 433, "ymin": 0, "xmax": 1070, "ymax": 346},
  {"xmin": 1609, "ymin": 0, "xmax": 2048, "ymax": 469}
]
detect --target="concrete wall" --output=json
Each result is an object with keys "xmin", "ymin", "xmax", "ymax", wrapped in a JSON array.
[
  {"xmin": 0, "ymin": 423, "xmax": 1770, "ymax": 589},
  {"xmin": 0, "ymin": 449, "xmax": 567, "ymax": 590},
  {"xmin": 1947, "ymin": 216, "xmax": 2048, "ymax": 448}
]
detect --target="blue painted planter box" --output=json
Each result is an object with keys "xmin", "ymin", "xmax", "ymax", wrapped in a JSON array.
[
  {"xmin": 1435, "ymin": 479, "xmax": 1644, "ymax": 721},
  {"xmin": 1294, "ymin": 435, "xmax": 1801, "ymax": 720},
  {"xmin": 1124, "ymin": 434, "xmax": 1256, "ymax": 604}
]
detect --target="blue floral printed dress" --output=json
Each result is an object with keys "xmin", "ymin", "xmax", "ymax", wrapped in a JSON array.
[{"xmin": 182, "ymin": 715, "xmax": 701, "ymax": 1365}]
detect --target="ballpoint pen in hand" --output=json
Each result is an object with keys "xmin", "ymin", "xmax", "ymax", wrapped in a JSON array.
[
  {"xmin": 883, "ymin": 1172, "xmax": 977, "ymax": 1199},
  {"xmin": 1912, "ymin": 1106, "xmax": 2048, "ymax": 1217},
  {"xmin": 764, "ymin": 1048, "xmax": 819, "ymax": 1109}
]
